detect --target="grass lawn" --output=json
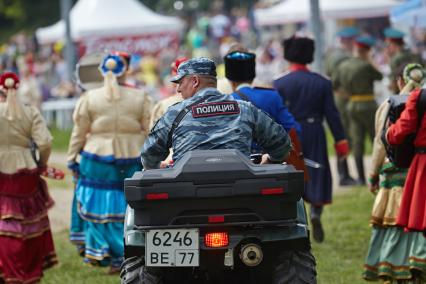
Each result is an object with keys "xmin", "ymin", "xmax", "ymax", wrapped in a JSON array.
[
  {"xmin": 41, "ymin": 186, "xmax": 375, "ymax": 284},
  {"xmin": 50, "ymin": 127, "xmax": 72, "ymax": 152},
  {"xmin": 312, "ymin": 186, "xmax": 374, "ymax": 284}
]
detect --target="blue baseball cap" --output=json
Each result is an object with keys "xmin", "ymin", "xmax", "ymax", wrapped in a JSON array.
[{"xmin": 170, "ymin": 57, "xmax": 217, "ymax": 83}]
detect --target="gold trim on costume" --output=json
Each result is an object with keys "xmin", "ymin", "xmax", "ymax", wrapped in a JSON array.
[{"xmin": 0, "ymin": 226, "xmax": 50, "ymax": 239}]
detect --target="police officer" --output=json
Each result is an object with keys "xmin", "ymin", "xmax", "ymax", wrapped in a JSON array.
[
  {"xmin": 334, "ymin": 36, "xmax": 383, "ymax": 185},
  {"xmin": 140, "ymin": 57, "xmax": 292, "ymax": 170},
  {"xmin": 384, "ymin": 27, "xmax": 423, "ymax": 93},
  {"xmin": 325, "ymin": 26, "xmax": 360, "ymax": 186}
]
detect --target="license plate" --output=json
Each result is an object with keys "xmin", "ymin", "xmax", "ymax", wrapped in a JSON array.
[{"xmin": 145, "ymin": 228, "xmax": 199, "ymax": 267}]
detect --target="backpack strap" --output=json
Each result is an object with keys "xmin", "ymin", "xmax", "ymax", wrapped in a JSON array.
[
  {"xmin": 166, "ymin": 97, "xmax": 207, "ymax": 149},
  {"xmin": 235, "ymin": 89, "xmax": 251, "ymax": 103}
]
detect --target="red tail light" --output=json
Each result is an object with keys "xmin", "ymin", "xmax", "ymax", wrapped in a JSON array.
[
  {"xmin": 261, "ymin": 187, "xmax": 284, "ymax": 195},
  {"xmin": 204, "ymin": 232, "xmax": 229, "ymax": 248},
  {"xmin": 145, "ymin": 193, "xmax": 169, "ymax": 200},
  {"xmin": 208, "ymin": 215, "xmax": 225, "ymax": 223}
]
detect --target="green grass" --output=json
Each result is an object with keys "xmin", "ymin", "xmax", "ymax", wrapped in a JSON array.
[
  {"xmin": 41, "ymin": 186, "xmax": 374, "ymax": 283},
  {"xmin": 312, "ymin": 187, "xmax": 374, "ymax": 283},
  {"xmin": 41, "ymin": 230, "xmax": 119, "ymax": 284},
  {"xmin": 326, "ymin": 126, "xmax": 372, "ymax": 156},
  {"xmin": 50, "ymin": 127, "xmax": 72, "ymax": 152}
]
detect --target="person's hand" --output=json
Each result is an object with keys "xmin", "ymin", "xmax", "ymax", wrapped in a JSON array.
[
  {"xmin": 38, "ymin": 165, "xmax": 48, "ymax": 174},
  {"xmin": 335, "ymin": 139, "xmax": 350, "ymax": 160},
  {"xmin": 368, "ymin": 174, "xmax": 379, "ymax": 194},
  {"xmin": 260, "ymin": 154, "xmax": 271, "ymax": 165},
  {"xmin": 67, "ymin": 162, "xmax": 80, "ymax": 183}
]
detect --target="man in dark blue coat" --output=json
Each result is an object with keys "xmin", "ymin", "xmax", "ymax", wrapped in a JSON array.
[{"xmin": 274, "ymin": 36, "xmax": 350, "ymax": 243}]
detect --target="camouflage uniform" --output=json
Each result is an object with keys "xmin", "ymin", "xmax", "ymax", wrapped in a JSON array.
[{"xmin": 141, "ymin": 87, "xmax": 292, "ymax": 169}]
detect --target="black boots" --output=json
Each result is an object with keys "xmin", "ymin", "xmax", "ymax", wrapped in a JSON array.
[
  {"xmin": 355, "ymin": 156, "xmax": 366, "ymax": 186},
  {"xmin": 310, "ymin": 206, "xmax": 324, "ymax": 243},
  {"xmin": 337, "ymin": 159, "xmax": 356, "ymax": 186}
]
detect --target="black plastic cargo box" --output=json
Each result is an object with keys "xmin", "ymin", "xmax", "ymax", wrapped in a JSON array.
[{"xmin": 125, "ymin": 150, "xmax": 304, "ymax": 227}]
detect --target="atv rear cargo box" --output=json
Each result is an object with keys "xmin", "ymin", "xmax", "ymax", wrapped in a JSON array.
[{"xmin": 124, "ymin": 150, "xmax": 304, "ymax": 227}]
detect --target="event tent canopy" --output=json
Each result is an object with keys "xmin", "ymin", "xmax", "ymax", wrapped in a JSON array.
[
  {"xmin": 255, "ymin": 0, "xmax": 400, "ymax": 26},
  {"xmin": 36, "ymin": 0, "xmax": 184, "ymax": 44}
]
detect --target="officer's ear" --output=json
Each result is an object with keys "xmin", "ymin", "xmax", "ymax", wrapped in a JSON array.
[{"xmin": 192, "ymin": 75, "xmax": 201, "ymax": 89}]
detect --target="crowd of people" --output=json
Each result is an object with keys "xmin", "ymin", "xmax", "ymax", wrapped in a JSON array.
[{"xmin": 0, "ymin": 20, "xmax": 426, "ymax": 283}]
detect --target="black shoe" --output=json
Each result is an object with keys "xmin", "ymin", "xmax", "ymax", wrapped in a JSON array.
[
  {"xmin": 339, "ymin": 176, "xmax": 357, "ymax": 186},
  {"xmin": 311, "ymin": 217, "xmax": 324, "ymax": 243}
]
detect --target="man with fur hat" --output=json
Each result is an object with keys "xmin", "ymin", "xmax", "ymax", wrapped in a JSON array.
[
  {"xmin": 224, "ymin": 47, "xmax": 301, "ymax": 136},
  {"xmin": 274, "ymin": 35, "xmax": 350, "ymax": 243},
  {"xmin": 224, "ymin": 46, "xmax": 307, "ymax": 176},
  {"xmin": 334, "ymin": 36, "xmax": 383, "ymax": 186}
]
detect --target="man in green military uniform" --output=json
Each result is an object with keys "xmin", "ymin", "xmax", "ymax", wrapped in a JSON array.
[
  {"xmin": 325, "ymin": 26, "xmax": 359, "ymax": 186},
  {"xmin": 385, "ymin": 27, "xmax": 423, "ymax": 93},
  {"xmin": 333, "ymin": 36, "xmax": 383, "ymax": 185}
]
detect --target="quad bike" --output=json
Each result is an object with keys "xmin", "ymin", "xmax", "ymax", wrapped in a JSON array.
[{"xmin": 121, "ymin": 149, "xmax": 316, "ymax": 283}]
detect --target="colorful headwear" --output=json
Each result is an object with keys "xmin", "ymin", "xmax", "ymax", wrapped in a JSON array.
[
  {"xmin": 401, "ymin": 63, "xmax": 426, "ymax": 93},
  {"xmin": 354, "ymin": 36, "xmax": 376, "ymax": 49},
  {"xmin": 75, "ymin": 52, "xmax": 105, "ymax": 91},
  {"xmin": 171, "ymin": 57, "xmax": 189, "ymax": 76},
  {"xmin": 384, "ymin": 27, "xmax": 405, "ymax": 45},
  {"xmin": 99, "ymin": 54, "xmax": 126, "ymax": 100},
  {"xmin": 282, "ymin": 36, "xmax": 314, "ymax": 65},
  {"xmin": 0, "ymin": 72, "xmax": 22, "ymax": 120},
  {"xmin": 170, "ymin": 57, "xmax": 217, "ymax": 83},
  {"xmin": 112, "ymin": 51, "xmax": 131, "ymax": 67},
  {"xmin": 336, "ymin": 26, "xmax": 360, "ymax": 38},
  {"xmin": 224, "ymin": 51, "xmax": 256, "ymax": 82}
]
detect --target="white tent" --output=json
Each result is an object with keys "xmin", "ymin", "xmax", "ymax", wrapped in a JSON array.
[
  {"xmin": 255, "ymin": 0, "xmax": 400, "ymax": 26},
  {"xmin": 36, "ymin": 0, "xmax": 184, "ymax": 44}
]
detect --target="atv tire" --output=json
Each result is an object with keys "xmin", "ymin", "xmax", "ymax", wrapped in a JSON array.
[
  {"xmin": 120, "ymin": 257, "xmax": 163, "ymax": 284},
  {"xmin": 272, "ymin": 249, "xmax": 317, "ymax": 284}
]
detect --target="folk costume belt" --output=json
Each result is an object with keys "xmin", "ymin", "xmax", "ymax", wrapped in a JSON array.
[{"xmin": 350, "ymin": 94, "xmax": 375, "ymax": 102}]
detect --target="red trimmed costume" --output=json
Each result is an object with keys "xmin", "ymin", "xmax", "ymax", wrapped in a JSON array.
[
  {"xmin": 387, "ymin": 88, "xmax": 426, "ymax": 233},
  {"xmin": 0, "ymin": 72, "xmax": 57, "ymax": 283}
]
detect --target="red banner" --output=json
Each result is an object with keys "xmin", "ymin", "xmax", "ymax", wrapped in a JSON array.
[{"xmin": 78, "ymin": 32, "xmax": 180, "ymax": 56}]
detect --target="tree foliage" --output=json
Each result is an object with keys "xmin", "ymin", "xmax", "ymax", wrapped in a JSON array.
[
  {"xmin": 0, "ymin": 0, "xmax": 64, "ymax": 41},
  {"xmin": 0, "ymin": 0, "xmax": 256, "ymax": 43}
]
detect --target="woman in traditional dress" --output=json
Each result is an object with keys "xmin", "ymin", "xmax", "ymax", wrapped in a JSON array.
[
  {"xmin": 0, "ymin": 72, "xmax": 57, "ymax": 283},
  {"xmin": 273, "ymin": 36, "xmax": 349, "ymax": 243},
  {"xmin": 67, "ymin": 54, "xmax": 152, "ymax": 273},
  {"xmin": 388, "ymin": 76, "xmax": 426, "ymax": 237},
  {"xmin": 363, "ymin": 63, "xmax": 426, "ymax": 282}
]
